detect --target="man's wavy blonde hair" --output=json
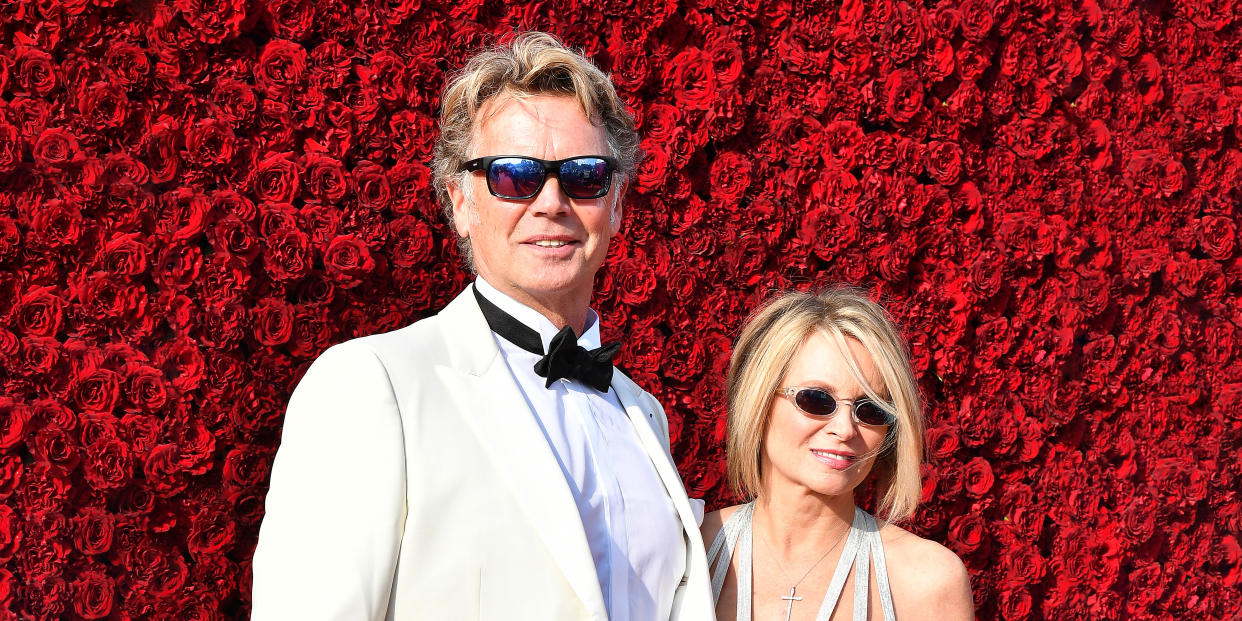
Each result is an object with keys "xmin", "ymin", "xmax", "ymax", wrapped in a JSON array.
[
  {"xmin": 432, "ymin": 32, "xmax": 640, "ymax": 264},
  {"xmin": 726, "ymin": 288, "xmax": 926, "ymax": 522}
]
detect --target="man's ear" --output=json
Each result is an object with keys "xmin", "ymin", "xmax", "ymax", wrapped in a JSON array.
[
  {"xmin": 609, "ymin": 182, "xmax": 626, "ymax": 236},
  {"xmin": 447, "ymin": 180, "xmax": 471, "ymax": 238}
]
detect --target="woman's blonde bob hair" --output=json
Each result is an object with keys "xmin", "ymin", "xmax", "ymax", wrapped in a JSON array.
[
  {"xmin": 432, "ymin": 31, "xmax": 640, "ymax": 262},
  {"xmin": 725, "ymin": 288, "xmax": 925, "ymax": 522}
]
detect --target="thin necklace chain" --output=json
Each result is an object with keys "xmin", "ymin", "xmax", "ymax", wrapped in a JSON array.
[{"xmin": 754, "ymin": 510, "xmax": 851, "ymax": 591}]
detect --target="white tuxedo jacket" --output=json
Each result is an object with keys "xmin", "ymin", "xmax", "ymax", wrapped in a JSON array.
[{"xmin": 252, "ymin": 286, "xmax": 714, "ymax": 620}]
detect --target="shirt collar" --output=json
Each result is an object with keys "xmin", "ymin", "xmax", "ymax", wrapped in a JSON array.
[{"xmin": 474, "ymin": 277, "xmax": 602, "ymax": 352}]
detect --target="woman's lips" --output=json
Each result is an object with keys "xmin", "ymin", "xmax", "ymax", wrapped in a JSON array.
[{"xmin": 811, "ymin": 448, "xmax": 857, "ymax": 470}]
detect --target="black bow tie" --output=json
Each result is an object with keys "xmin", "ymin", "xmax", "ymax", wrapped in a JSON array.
[{"xmin": 473, "ymin": 286, "xmax": 621, "ymax": 393}]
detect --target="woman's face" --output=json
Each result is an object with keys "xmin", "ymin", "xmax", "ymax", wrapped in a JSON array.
[{"xmin": 760, "ymin": 331, "xmax": 892, "ymax": 500}]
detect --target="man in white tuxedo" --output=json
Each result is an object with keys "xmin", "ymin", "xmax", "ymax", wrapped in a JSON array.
[{"xmin": 251, "ymin": 32, "xmax": 713, "ymax": 620}]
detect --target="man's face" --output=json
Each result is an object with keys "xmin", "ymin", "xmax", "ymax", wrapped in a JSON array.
[{"xmin": 448, "ymin": 95, "xmax": 621, "ymax": 313}]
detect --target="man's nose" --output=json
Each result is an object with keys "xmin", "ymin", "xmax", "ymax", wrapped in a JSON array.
[{"xmin": 528, "ymin": 175, "xmax": 572, "ymax": 215}]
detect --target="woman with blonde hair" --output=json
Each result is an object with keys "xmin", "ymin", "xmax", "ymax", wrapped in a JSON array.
[{"xmin": 701, "ymin": 288, "xmax": 973, "ymax": 620}]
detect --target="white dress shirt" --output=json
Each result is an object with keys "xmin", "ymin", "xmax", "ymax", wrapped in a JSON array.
[{"xmin": 474, "ymin": 278, "xmax": 684, "ymax": 621}]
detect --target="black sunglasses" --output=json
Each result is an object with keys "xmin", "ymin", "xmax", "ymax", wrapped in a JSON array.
[
  {"xmin": 775, "ymin": 387, "xmax": 897, "ymax": 427},
  {"xmin": 460, "ymin": 155, "xmax": 617, "ymax": 200}
]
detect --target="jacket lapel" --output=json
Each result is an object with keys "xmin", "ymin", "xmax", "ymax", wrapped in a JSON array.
[{"xmin": 436, "ymin": 287, "xmax": 607, "ymax": 619}]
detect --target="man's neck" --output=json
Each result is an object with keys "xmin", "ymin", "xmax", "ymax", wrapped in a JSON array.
[{"xmin": 475, "ymin": 277, "xmax": 591, "ymax": 336}]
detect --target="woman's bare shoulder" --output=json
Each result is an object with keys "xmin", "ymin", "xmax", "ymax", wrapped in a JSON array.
[
  {"xmin": 877, "ymin": 520, "xmax": 975, "ymax": 619},
  {"xmin": 700, "ymin": 503, "xmax": 746, "ymax": 545}
]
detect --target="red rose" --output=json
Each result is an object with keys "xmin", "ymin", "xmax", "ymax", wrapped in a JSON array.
[
  {"xmin": 304, "ymin": 153, "xmax": 349, "ymax": 201},
  {"xmin": 155, "ymin": 337, "xmax": 205, "ymax": 393},
  {"xmin": 153, "ymin": 245, "xmax": 203, "ymax": 293},
  {"xmin": 882, "ymin": 4, "xmax": 926, "ymax": 65},
  {"xmin": 709, "ymin": 151, "xmax": 752, "ymax": 203},
  {"xmin": 199, "ymin": 301, "xmax": 246, "ymax": 349},
  {"xmin": 123, "ymin": 364, "xmax": 169, "ymax": 413},
  {"xmin": 613, "ymin": 255, "xmax": 657, "ymax": 306},
  {"xmin": 96, "ymin": 233, "xmax": 149, "ymax": 277},
  {"xmin": 188, "ymin": 505, "xmax": 237, "ymax": 556},
  {"xmin": 658, "ymin": 331, "xmax": 709, "ymax": 385},
  {"xmin": 254, "ymin": 39, "xmax": 307, "ymax": 96},
  {"xmin": 251, "ymin": 152, "xmax": 302, "ymax": 203},
  {"xmin": 998, "ymin": 586, "xmax": 1033, "ymax": 620},
  {"xmin": 323, "ymin": 235, "xmax": 375, "ymax": 288},
  {"xmin": 143, "ymin": 444, "xmax": 187, "ymax": 496},
  {"xmin": 309, "ymin": 40, "xmax": 352, "ymax": 89},
  {"xmin": 947, "ymin": 513, "xmax": 987, "ymax": 556},
  {"xmin": 962, "ymin": 456, "xmax": 995, "ymax": 497},
  {"xmin": 170, "ymin": 419, "xmax": 215, "ymax": 476},
  {"xmin": 213, "ymin": 189, "xmax": 259, "ymax": 223},
  {"xmin": 387, "ymin": 161, "xmax": 433, "ymax": 216},
  {"xmin": 103, "ymin": 40, "xmax": 150, "ymax": 88},
  {"xmin": 119, "ymin": 413, "xmax": 161, "ymax": 461},
  {"xmin": 352, "ymin": 161, "xmax": 391, "ymax": 209},
  {"xmin": 14, "ymin": 46, "xmax": 58, "ymax": 96},
  {"xmin": 0, "ymin": 504, "xmax": 20, "ymax": 563},
  {"xmin": 0, "ymin": 123, "xmax": 21, "ymax": 172},
  {"xmin": 73, "ymin": 367, "xmax": 121, "ymax": 415},
  {"xmin": 636, "ymin": 143, "xmax": 670, "ymax": 193},
  {"xmin": 154, "ymin": 188, "xmax": 209, "ymax": 244},
  {"xmin": 667, "ymin": 47, "xmax": 717, "ymax": 111},
  {"xmin": 77, "ymin": 81, "xmax": 129, "ymax": 129},
  {"xmin": 925, "ymin": 140, "xmax": 963, "ymax": 185},
  {"xmin": 386, "ymin": 216, "xmax": 435, "ymax": 268},
  {"xmin": 883, "ymin": 69, "xmax": 924, "ymax": 123},
  {"xmin": 924, "ymin": 421, "xmax": 960, "ymax": 460},
  {"xmin": 0, "ymin": 398, "xmax": 30, "ymax": 451},
  {"xmin": 71, "ymin": 507, "xmax": 116, "ymax": 556},
  {"xmin": 184, "ymin": 118, "xmax": 236, "ymax": 168},
  {"xmin": 207, "ymin": 215, "xmax": 260, "ymax": 263},
  {"xmin": 69, "ymin": 569, "xmax": 115, "ymax": 619},
  {"xmin": 210, "ymin": 78, "xmax": 258, "ymax": 125},
  {"xmin": 300, "ymin": 204, "xmax": 341, "ymax": 246},
  {"xmin": 32, "ymin": 128, "xmax": 85, "ymax": 172},
  {"xmin": 82, "ymin": 436, "xmax": 131, "ymax": 491},
  {"xmin": 264, "ymin": 0, "xmax": 315, "ymax": 40},
  {"xmin": 251, "ymin": 297, "xmax": 294, "ymax": 346},
  {"xmin": 16, "ymin": 287, "xmax": 64, "ymax": 337},
  {"xmin": 30, "ymin": 425, "xmax": 80, "ymax": 476},
  {"xmin": 1196, "ymin": 215, "xmax": 1236, "ymax": 261},
  {"xmin": 358, "ymin": 50, "xmax": 406, "ymax": 104},
  {"xmin": 262, "ymin": 228, "xmax": 312, "ymax": 282},
  {"xmin": 287, "ymin": 306, "xmax": 332, "ymax": 358}
]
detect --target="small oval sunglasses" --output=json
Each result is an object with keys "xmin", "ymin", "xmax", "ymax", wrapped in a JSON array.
[{"xmin": 775, "ymin": 387, "xmax": 898, "ymax": 427}]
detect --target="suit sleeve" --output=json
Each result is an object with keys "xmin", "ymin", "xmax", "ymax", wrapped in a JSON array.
[{"xmin": 252, "ymin": 342, "xmax": 407, "ymax": 620}]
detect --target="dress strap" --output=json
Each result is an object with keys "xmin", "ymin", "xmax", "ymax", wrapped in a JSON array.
[
  {"xmin": 860, "ymin": 511, "xmax": 897, "ymax": 620},
  {"xmin": 711, "ymin": 504, "xmax": 895, "ymax": 621},
  {"xmin": 815, "ymin": 508, "xmax": 896, "ymax": 621},
  {"xmin": 708, "ymin": 501, "xmax": 755, "ymax": 617},
  {"xmin": 815, "ymin": 510, "xmax": 865, "ymax": 621}
]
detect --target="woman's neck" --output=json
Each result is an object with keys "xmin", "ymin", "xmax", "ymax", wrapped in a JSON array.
[{"xmin": 752, "ymin": 487, "xmax": 856, "ymax": 559}]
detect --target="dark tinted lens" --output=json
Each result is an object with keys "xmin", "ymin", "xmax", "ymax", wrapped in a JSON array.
[
  {"xmin": 794, "ymin": 388, "xmax": 838, "ymax": 417},
  {"xmin": 489, "ymin": 157, "xmax": 545, "ymax": 198},
  {"xmin": 855, "ymin": 400, "xmax": 894, "ymax": 426},
  {"xmin": 558, "ymin": 157, "xmax": 612, "ymax": 198}
]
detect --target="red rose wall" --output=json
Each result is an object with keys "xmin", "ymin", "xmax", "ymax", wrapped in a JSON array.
[{"xmin": 1, "ymin": 0, "xmax": 1240, "ymax": 618}]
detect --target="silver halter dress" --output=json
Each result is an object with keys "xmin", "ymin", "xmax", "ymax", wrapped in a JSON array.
[{"xmin": 706, "ymin": 503, "xmax": 897, "ymax": 621}]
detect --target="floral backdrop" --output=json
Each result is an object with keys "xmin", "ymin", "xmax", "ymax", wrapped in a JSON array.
[{"xmin": 1, "ymin": 0, "xmax": 1240, "ymax": 618}]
